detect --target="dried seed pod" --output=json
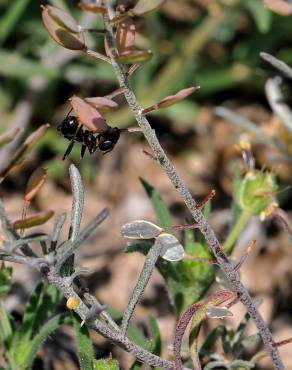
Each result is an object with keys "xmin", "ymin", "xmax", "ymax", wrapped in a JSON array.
[
  {"xmin": 156, "ymin": 233, "xmax": 185, "ymax": 261},
  {"xmin": 41, "ymin": 5, "xmax": 86, "ymax": 50},
  {"xmin": 121, "ymin": 220, "xmax": 162, "ymax": 239}
]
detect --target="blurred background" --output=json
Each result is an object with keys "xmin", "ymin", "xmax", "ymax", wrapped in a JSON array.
[{"xmin": 1, "ymin": 0, "xmax": 292, "ymax": 369}]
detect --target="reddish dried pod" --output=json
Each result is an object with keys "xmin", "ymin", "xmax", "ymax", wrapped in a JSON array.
[
  {"xmin": 25, "ymin": 168, "xmax": 47, "ymax": 203},
  {"xmin": 116, "ymin": 50, "xmax": 153, "ymax": 64},
  {"xmin": 70, "ymin": 96, "xmax": 108, "ymax": 133},
  {"xmin": 116, "ymin": 18, "xmax": 136, "ymax": 55},
  {"xmin": 264, "ymin": 0, "xmax": 292, "ymax": 15},
  {"xmin": 84, "ymin": 97, "xmax": 118, "ymax": 111},
  {"xmin": 41, "ymin": 5, "xmax": 86, "ymax": 50},
  {"xmin": 47, "ymin": 5, "xmax": 80, "ymax": 33},
  {"xmin": 142, "ymin": 86, "xmax": 199, "ymax": 114},
  {"xmin": 78, "ymin": 2, "xmax": 106, "ymax": 13},
  {"xmin": 13, "ymin": 210, "xmax": 55, "ymax": 229}
]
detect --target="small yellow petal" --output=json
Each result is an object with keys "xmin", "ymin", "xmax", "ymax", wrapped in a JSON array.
[
  {"xmin": 260, "ymin": 202, "xmax": 279, "ymax": 221},
  {"xmin": 66, "ymin": 296, "xmax": 81, "ymax": 309}
]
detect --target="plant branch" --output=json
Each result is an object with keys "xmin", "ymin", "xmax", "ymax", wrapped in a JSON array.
[
  {"xmin": 121, "ymin": 239, "xmax": 164, "ymax": 334},
  {"xmin": 102, "ymin": 5, "xmax": 285, "ymax": 370},
  {"xmin": 46, "ymin": 266, "xmax": 179, "ymax": 370}
]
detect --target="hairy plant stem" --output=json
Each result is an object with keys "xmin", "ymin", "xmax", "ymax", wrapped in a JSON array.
[
  {"xmin": 46, "ymin": 267, "xmax": 177, "ymax": 370},
  {"xmin": 121, "ymin": 240, "xmax": 164, "ymax": 334},
  {"xmin": 102, "ymin": 5, "xmax": 285, "ymax": 369}
]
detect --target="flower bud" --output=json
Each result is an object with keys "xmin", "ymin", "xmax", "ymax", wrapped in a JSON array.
[{"xmin": 236, "ymin": 170, "xmax": 278, "ymax": 215}]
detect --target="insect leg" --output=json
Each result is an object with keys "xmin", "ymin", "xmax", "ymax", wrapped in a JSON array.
[
  {"xmin": 62, "ymin": 124, "xmax": 84, "ymax": 160},
  {"xmin": 63, "ymin": 140, "xmax": 76, "ymax": 160},
  {"xmin": 80, "ymin": 145, "xmax": 86, "ymax": 158}
]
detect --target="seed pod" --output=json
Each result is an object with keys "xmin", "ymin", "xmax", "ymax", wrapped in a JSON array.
[
  {"xmin": 121, "ymin": 220, "xmax": 162, "ymax": 239},
  {"xmin": 41, "ymin": 5, "xmax": 86, "ymax": 50}
]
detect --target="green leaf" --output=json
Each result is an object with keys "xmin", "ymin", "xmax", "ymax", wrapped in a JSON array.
[
  {"xmin": 246, "ymin": 0, "xmax": 272, "ymax": 33},
  {"xmin": 140, "ymin": 177, "xmax": 172, "ymax": 228},
  {"xmin": 200, "ymin": 325, "xmax": 227, "ymax": 355},
  {"xmin": 107, "ymin": 307, "xmax": 147, "ymax": 348},
  {"xmin": 135, "ymin": 179, "xmax": 217, "ymax": 313},
  {"xmin": 73, "ymin": 313, "xmax": 95, "ymax": 370},
  {"xmin": 94, "ymin": 358, "xmax": 119, "ymax": 370},
  {"xmin": 0, "ymin": 0, "xmax": 31, "ymax": 45},
  {"xmin": 19, "ymin": 313, "xmax": 71, "ymax": 369},
  {"xmin": 0, "ymin": 264, "xmax": 12, "ymax": 296},
  {"xmin": 0, "ymin": 50, "xmax": 58, "ymax": 80},
  {"xmin": 22, "ymin": 282, "xmax": 62, "ymax": 340},
  {"xmin": 148, "ymin": 315, "xmax": 161, "ymax": 356},
  {"xmin": 0, "ymin": 300, "xmax": 12, "ymax": 349},
  {"xmin": 125, "ymin": 240, "xmax": 215, "ymax": 314}
]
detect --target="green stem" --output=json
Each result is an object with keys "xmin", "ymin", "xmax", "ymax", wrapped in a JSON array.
[{"xmin": 224, "ymin": 210, "xmax": 252, "ymax": 255}]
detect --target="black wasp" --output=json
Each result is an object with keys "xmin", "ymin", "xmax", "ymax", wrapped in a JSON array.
[{"xmin": 57, "ymin": 114, "xmax": 120, "ymax": 160}]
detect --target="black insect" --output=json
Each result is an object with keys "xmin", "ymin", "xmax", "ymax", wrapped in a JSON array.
[{"xmin": 57, "ymin": 114, "xmax": 120, "ymax": 160}]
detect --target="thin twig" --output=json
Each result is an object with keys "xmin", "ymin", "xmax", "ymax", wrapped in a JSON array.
[
  {"xmin": 47, "ymin": 266, "xmax": 181, "ymax": 370},
  {"xmin": 260, "ymin": 52, "xmax": 292, "ymax": 81},
  {"xmin": 265, "ymin": 77, "xmax": 292, "ymax": 134},
  {"xmin": 102, "ymin": 5, "xmax": 285, "ymax": 369},
  {"xmin": 121, "ymin": 239, "xmax": 164, "ymax": 334}
]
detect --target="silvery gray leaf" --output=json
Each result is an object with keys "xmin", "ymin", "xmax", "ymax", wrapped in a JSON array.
[
  {"xmin": 121, "ymin": 220, "xmax": 162, "ymax": 239},
  {"xmin": 206, "ymin": 306, "xmax": 233, "ymax": 319},
  {"xmin": 156, "ymin": 233, "xmax": 185, "ymax": 261}
]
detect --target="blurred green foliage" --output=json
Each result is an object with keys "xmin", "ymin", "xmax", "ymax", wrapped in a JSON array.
[{"xmin": 1, "ymin": 0, "xmax": 292, "ymax": 177}]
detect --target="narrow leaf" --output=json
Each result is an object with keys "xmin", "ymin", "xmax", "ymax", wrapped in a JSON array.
[
  {"xmin": 73, "ymin": 313, "xmax": 95, "ymax": 370},
  {"xmin": 50, "ymin": 212, "xmax": 67, "ymax": 251},
  {"xmin": 21, "ymin": 313, "xmax": 70, "ymax": 369},
  {"xmin": 148, "ymin": 315, "xmax": 161, "ymax": 356},
  {"xmin": 0, "ymin": 300, "xmax": 12, "ymax": 349},
  {"xmin": 131, "ymin": 0, "xmax": 167, "ymax": 16},
  {"xmin": 0, "ymin": 0, "xmax": 31, "ymax": 45},
  {"xmin": 13, "ymin": 211, "xmax": 54, "ymax": 229},
  {"xmin": 10, "ymin": 234, "xmax": 48, "ymax": 252},
  {"xmin": 69, "ymin": 164, "xmax": 84, "ymax": 242},
  {"xmin": 246, "ymin": 0, "xmax": 271, "ymax": 33},
  {"xmin": 140, "ymin": 178, "xmax": 172, "ymax": 228},
  {"xmin": 0, "ymin": 124, "xmax": 50, "ymax": 182},
  {"xmin": 0, "ymin": 128, "xmax": 20, "ymax": 148},
  {"xmin": 0, "ymin": 264, "xmax": 12, "ymax": 296},
  {"xmin": 22, "ymin": 282, "xmax": 62, "ymax": 340},
  {"xmin": 58, "ymin": 208, "xmax": 109, "ymax": 269}
]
